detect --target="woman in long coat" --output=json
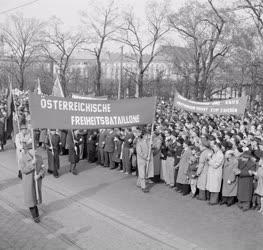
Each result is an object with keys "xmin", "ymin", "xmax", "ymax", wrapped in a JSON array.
[
  {"xmin": 196, "ymin": 141, "xmax": 212, "ymax": 200},
  {"xmin": 20, "ymin": 147, "xmax": 46, "ymax": 223},
  {"xmin": 206, "ymin": 141, "xmax": 224, "ymax": 205},
  {"xmin": 176, "ymin": 140, "xmax": 192, "ymax": 195},
  {"xmin": 236, "ymin": 151, "xmax": 256, "ymax": 211},
  {"xmin": 136, "ymin": 129, "xmax": 154, "ymax": 192},
  {"xmin": 221, "ymin": 151, "xmax": 239, "ymax": 206}
]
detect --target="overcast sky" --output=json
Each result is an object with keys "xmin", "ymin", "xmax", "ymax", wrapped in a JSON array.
[
  {"xmin": 0, "ymin": 0, "xmax": 236, "ymax": 52},
  {"xmin": 0, "ymin": 0, "xmax": 233, "ymax": 28}
]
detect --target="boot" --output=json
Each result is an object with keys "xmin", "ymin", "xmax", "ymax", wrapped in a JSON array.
[
  {"xmin": 72, "ymin": 165, "xmax": 78, "ymax": 175},
  {"xmin": 29, "ymin": 206, "xmax": 40, "ymax": 223},
  {"xmin": 18, "ymin": 170, "xmax": 22, "ymax": 180}
]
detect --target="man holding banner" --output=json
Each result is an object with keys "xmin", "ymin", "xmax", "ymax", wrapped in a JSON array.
[
  {"xmin": 29, "ymin": 92, "xmax": 157, "ymax": 189},
  {"xmin": 19, "ymin": 125, "xmax": 46, "ymax": 223}
]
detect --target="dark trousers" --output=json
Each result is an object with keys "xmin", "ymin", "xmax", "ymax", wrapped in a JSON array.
[
  {"xmin": 198, "ymin": 189, "xmax": 207, "ymax": 200},
  {"xmin": 221, "ymin": 196, "xmax": 235, "ymax": 206},
  {"xmin": 47, "ymin": 150, "xmax": 60, "ymax": 177},
  {"xmin": 252, "ymin": 194, "xmax": 261, "ymax": 209},
  {"xmin": 176, "ymin": 183, "xmax": 190, "ymax": 195},
  {"xmin": 238, "ymin": 201, "xmax": 251, "ymax": 210},
  {"xmin": 104, "ymin": 152, "xmax": 114, "ymax": 168},
  {"xmin": 208, "ymin": 192, "xmax": 219, "ymax": 204},
  {"xmin": 98, "ymin": 148, "xmax": 104, "ymax": 165},
  {"xmin": 29, "ymin": 206, "xmax": 39, "ymax": 219}
]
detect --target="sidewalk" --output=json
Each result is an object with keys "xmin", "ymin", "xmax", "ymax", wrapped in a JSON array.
[
  {"xmin": 1, "ymin": 144, "xmax": 263, "ymax": 250},
  {"xmin": 0, "ymin": 145, "xmax": 199, "ymax": 250}
]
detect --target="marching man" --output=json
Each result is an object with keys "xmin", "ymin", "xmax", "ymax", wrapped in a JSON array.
[{"xmin": 19, "ymin": 124, "xmax": 46, "ymax": 223}]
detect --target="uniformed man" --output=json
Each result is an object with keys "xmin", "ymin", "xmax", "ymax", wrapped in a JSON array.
[
  {"xmin": 104, "ymin": 128, "xmax": 115, "ymax": 168},
  {"xmin": 66, "ymin": 130, "xmax": 81, "ymax": 175},
  {"xmin": 46, "ymin": 129, "xmax": 61, "ymax": 178},
  {"xmin": 98, "ymin": 129, "xmax": 107, "ymax": 166}
]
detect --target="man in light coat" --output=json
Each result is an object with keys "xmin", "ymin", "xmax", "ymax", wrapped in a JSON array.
[
  {"xmin": 136, "ymin": 128, "xmax": 154, "ymax": 192},
  {"xmin": 196, "ymin": 139, "xmax": 212, "ymax": 200},
  {"xmin": 206, "ymin": 140, "xmax": 224, "ymax": 205},
  {"xmin": 20, "ymin": 142, "xmax": 46, "ymax": 223}
]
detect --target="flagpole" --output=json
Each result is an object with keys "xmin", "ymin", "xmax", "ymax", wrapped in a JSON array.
[
  {"xmin": 9, "ymin": 76, "xmax": 20, "ymax": 133},
  {"xmin": 48, "ymin": 129, "xmax": 54, "ymax": 156},
  {"xmin": 31, "ymin": 128, "xmax": 40, "ymax": 203},
  {"xmin": 146, "ymin": 96, "xmax": 157, "ymax": 178}
]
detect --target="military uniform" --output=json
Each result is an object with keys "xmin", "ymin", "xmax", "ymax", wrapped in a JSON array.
[
  {"xmin": 46, "ymin": 131, "xmax": 61, "ymax": 178},
  {"xmin": 104, "ymin": 129, "xmax": 115, "ymax": 168},
  {"xmin": 98, "ymin": 129, "xmax": 107, "ymax": 166},
  {"xmin": 87, "ymin": 130, "xmax": 98, "ymax": 163},
  {"xmin": 66, "ymin": 130, "xmax": 81, "ymax": 175}
]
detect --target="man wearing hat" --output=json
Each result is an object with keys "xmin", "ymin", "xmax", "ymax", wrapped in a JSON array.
[
  {"xmin": 15, "ymin": 123, "xmax": 32, "ymax": 179},
  {"xmin": 19, "ymin": 143, "xmax": 46, "ymax": 223},
  {"xmin": 236, "ymin": 151, "xmax": 257, "ymax": 211}
]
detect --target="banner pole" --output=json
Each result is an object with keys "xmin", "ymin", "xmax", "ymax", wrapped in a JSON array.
[
  {"xmin": 9, "ymin": 76, "xmax": 20, "ymax": 133},
  {"xmin": 71, "ymin": 130, "xmax": 78, "ymax": 155},
  {"xmin": 31, "ymin": 128, "xmax": 40, "ymax": 203},
  {"xmin": 48, "ymin": 130, "xmax": 54, "ymax": 156},
  {"xmin": 146, "ymin": 96, "xmax": 157, "ymax": 179}
]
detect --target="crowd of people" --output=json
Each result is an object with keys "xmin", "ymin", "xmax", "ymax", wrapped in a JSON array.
[{"xmin": 1, "ymin": 93, "xmax": 263, "ymax": 223}]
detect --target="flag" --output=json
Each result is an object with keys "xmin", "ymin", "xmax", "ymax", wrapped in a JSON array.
[
  {"xmin": 6, "ymin": 81, "xmax": 14, "ymax": 139},
  {"xmin": 34, "ymin": 78, "xmax": 42, "ymax": 95},
  {"xmin": 7, "ymin": 81, "xmax": 14, "ymax": 117},
  {"xmin": 52, "ymin": 75, "xmax": 64, "ymax": 97}
]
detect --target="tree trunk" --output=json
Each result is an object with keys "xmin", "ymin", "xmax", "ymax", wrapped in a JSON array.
[
  {"xmin": 95, "ymin": 59, "xmax": 101, "ymax": 96},
  {"xmin": 19, "ymin": 67, "xmax": 24, "ymax": 90},
  {"xmin": 60, "ymin": 72, "xmax": 67, "ymax": 97},
  {"xmin": 135, "ymin": 72, "xmax": 143, "ymax": 98}
]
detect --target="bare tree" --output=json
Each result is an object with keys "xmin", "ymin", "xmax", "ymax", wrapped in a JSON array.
[
  {"xmin": 116, "ymin": 0, "xmax": 170, "ymax": 97},
  {"xmin": 1, "ymin": 14, "xmax": 44, "ymax": 90},
  {"xmin": 239, "ymin": 0, "xmax": 263, "ymax": 40},
  {"xmin": 80, "ymin": 0, "xmax": 119, "ymax": 96},
  {"xmin": 42, "ymin": 18, "xmax": 85, "ymax": 95},
  {"xmin": 169, "ymin": 0, "xmax": 233, "ymax": 100}
]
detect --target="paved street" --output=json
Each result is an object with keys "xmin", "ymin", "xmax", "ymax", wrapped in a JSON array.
[{"xmin": 0, "ymin": 143, "xmax": 263, "ymax": 250}]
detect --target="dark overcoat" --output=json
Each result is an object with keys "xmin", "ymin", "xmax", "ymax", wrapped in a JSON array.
[{"xmin": 237, "ymin": 159, "xmax": 256, "ymax": 202}]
